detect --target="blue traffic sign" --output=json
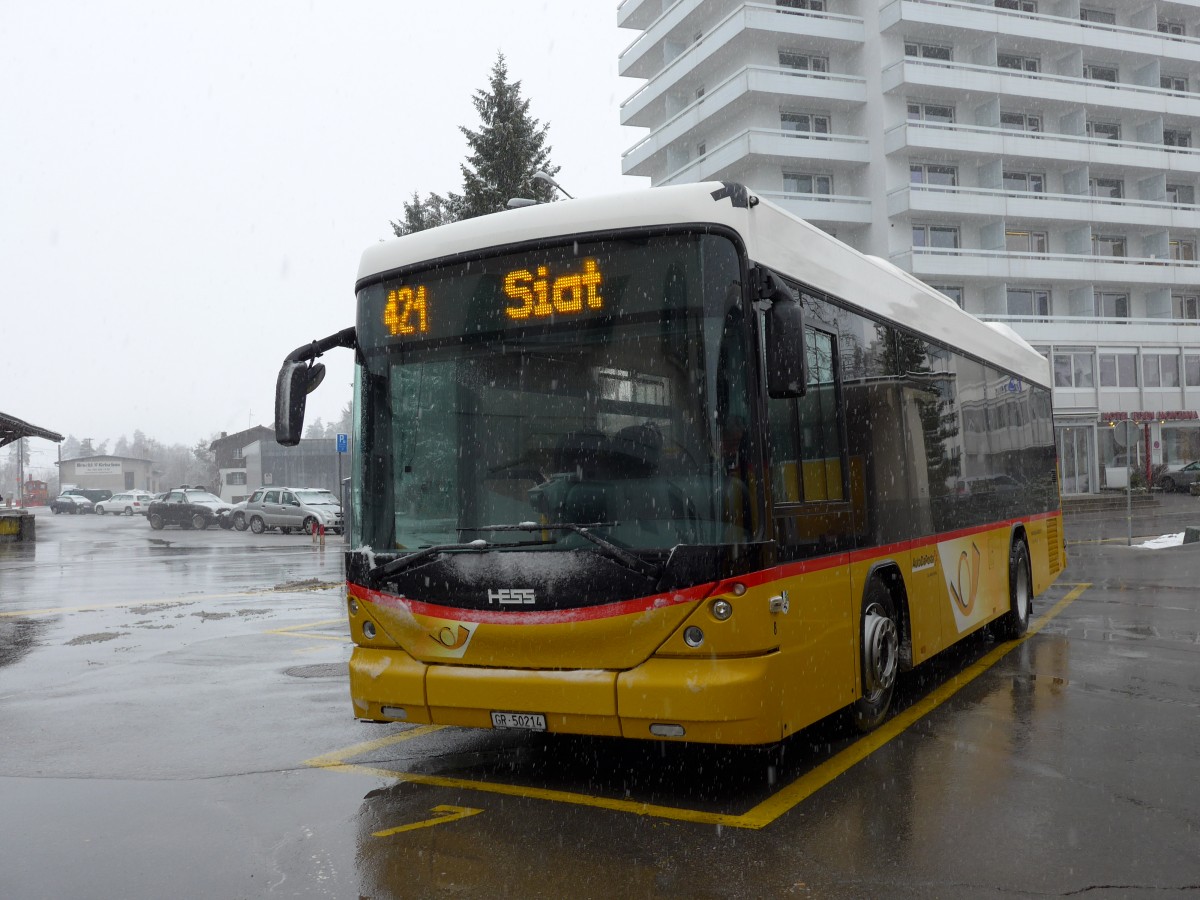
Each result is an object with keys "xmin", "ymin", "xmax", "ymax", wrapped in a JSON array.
[{"xmin": 336, "ymin": 433, "xmax": 348, "ymax": 453}]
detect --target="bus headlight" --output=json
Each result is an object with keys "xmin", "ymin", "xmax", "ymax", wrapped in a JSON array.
[
  {"xmin": 363, "ymin": 620, "xmax": 377, "ymax": 639},
  {"xmin": 710, "ymin": 599, "xmax": 733, "ymax": 621},
  {"xmin": 683, "ymin": 626, "xmax": 705, "ymax": 648},
  {"xmin": 348, "ymin": 598, "xmax": 359, "ymax": 615}
]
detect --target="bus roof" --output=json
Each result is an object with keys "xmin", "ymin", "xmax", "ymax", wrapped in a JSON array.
[{"xmin": 357, "ymin": 182, "xmax": 1051, "ymax": 389}]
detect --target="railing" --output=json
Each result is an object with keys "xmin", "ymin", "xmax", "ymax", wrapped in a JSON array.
[
  {"xmin": 981, "ymin": 313, "xmax": 1200, "ymax": 328},
  {"xmin": 901, "ymin": 246, "xmax": 1200, "ymax": 269},
  {"xmin": 623, "ymin": 65, "xmax": 867, "ymax": 158},
  {"xmin": 889, "ymin": 119, "xmax": 1200, "ymax": 160},
  {"xmin": 882, "ymin": 0, "xmax": 1200, "ymax": 47},
  {"xmin": 621, "ymin": 3, "xmax": 863, "ymax": 112},
  {"xmin": 655, "ymin": 126, "xmax": 870, "ymax": 185},
  {"xmin": 896, "ymin": 182, "xmax": 1200, "ymax": 217},
  {"xmin": 887, "ymin": 57, "xmax": 1198, "ymax": 106}
]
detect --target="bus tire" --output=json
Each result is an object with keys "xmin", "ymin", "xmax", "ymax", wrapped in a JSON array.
[
  {"xmin": 852, "ymin": 578, "xmax": 899, "ymax": 733},
  {"xmin": 994, "ymin": 538, "xmax": 1032, "ymax": 641}
]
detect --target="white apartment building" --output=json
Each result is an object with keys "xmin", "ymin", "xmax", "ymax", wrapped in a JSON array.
[{"xmin": 618, "ymin": 0, "xmax": 1200, "ymax": 494}]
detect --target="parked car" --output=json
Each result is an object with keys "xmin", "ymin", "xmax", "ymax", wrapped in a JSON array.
[
  {"xmin": 228, "ymin": 498, "xmax": 251, "ymax": 531},
  {"xmin": 95, "ymin": 491, "xmax": 155, "ymax": 516},
  {"xmin": 62, "ymin": 487, "xmax": 113, "ymax": 505},
  {"xmin": 50, "ymin": 493, "xmax": 94, "ymax": 514},
  {"xmin": 1158, "ymin": 460, "xmax": 1200, "ymax": 492},
  {"xmin": 242, "ymin": 487, "xmax": 344, "ymax": 534},
  {"xmin": 147, "ymin": 488, "xmax": 234, "ymax": 530}
]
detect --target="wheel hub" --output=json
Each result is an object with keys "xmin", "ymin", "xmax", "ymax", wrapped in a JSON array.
[{"xmin": 862, "ymin": 606, "xmax": 898, "ymax": 697}]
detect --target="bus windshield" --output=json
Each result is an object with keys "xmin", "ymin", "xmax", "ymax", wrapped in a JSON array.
[{"xmin": 352, "ymin": 231, "xmax": 754, "ymax": 554}]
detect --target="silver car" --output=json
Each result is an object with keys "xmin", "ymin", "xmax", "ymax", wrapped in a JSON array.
[
  {"xmin": 1158, "ymin": 460, "xmax": 1200, "ymax": 492},
  {"xmin": 243, "ymin": 487, "xmax": 343, "ymax": 535}
]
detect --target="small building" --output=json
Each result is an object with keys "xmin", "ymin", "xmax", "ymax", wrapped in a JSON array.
[
  {"xmin": 210, "ymin": 425, "xmax": 274, "ymax": 503},
  {"xmin": 242, "ymin": 436, "xmax": 350, "ymax": 496},
  {"xmin": 58, "ymin": 455, "xmax": 158, "ymax": 494}
]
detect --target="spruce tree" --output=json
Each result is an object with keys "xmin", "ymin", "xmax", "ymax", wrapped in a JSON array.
[{"xmin": 455, "ymin": 53, "xmax": 559, "ymax": 219}]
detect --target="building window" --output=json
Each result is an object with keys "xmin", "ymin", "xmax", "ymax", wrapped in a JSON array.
[
  {"xmin": 695, "ymin": 86, "xmax": 705, "ymax": 99},
  {"xmin": 226, "ymin": 472, "xmax": 247, "ymax": 485},
  {"xmin": 1084, "ymin": 63, "xmax": 1118, "ymax": 83},
  {"xmin": 910, "ymin": 163, "xmax": 958, "ymax": 185},
  {"xmin": 996, "ymin": 0, "xmax": 1037, "ymax": 9},
  {"xmin": 696, "ymin": 141, "xmax": 706, "ymax": 157},
  {"xmin": 777, "ymin": 0, "xmax": 825, "ymax": 9},
  {"xmin": 1006, "ymin": 230, "xmax": 1048, "ymax": 253},
  {"xmin": 1007, "ymin": 288, "xmax": 1050, "ymax": 317},
  {"xmin": 1167, "ymin": 184, "xmax": 1195, "ymax": 205},
  {"xmin": 1080, "ymin": 8, "xmax": 1116, "ymax": 25},
  {"xmin": 1161, "ymin": 75, "xmax": 1189, "ymax": 92},
  {"xmin": 779, "ymin": 50, "xmax": 828, "ymax": 72},
  {"xmin": 930, "ymin": 285, "xmax": 964, "ymax": 307},
  {"xmin": 1000, "ymin": 111, "xmax": 1041, "ymax": 132},
  {"xmin": 1143, "ymin": 353, "xmax": 1181, "ymax": 388},
  {"xmin": 1054, "ymin": 351, "xmax": 1095, "ymax": 388},
  {"xmin": 907, "ymin": 101, "xmax": 955, "ymax": 123},
  {"xmin": 905, "ymin": 42, "xmax": 953, "ymax": 61},
  {"xmin": 1159, "ymin": 20, "xmax": 1185, "ymax": 37},
  {"xmin": 1004, "ymin": 171, "xmax": 1045, "ymax": 192},
  {"xmin": 783, "ymin": 172, "xmax": 833, "ymax": 195},
  {"xmin": 1100, "ymin": 353, "xmax": 1138, "ymax": 387},
  {"xmin": 1186, "ymin": 354, "xmax": 1200, "ymax": 386},
  {"xmin": 912, "ymin": 224, "xmax": 960, "ymax": 248},
  {"xmin": 998, "ymin": 53, "xmax": 1040, "ymax": 72},
  {"xmin": 1092, "ymin": 235, "xmax": 1127, "ymax": 257},
  {"xmin": 781, "ymin": 111, "xmax": 830, "ymax": 135},
  {"xmin": 1096, "ymin": 291, "xmax": 1129, "ymax": 318},
  {"xmin": 1170, "ymin": 239, "xmax": 1196, "ymax": 261},
  {"xmin": 1164, "ymin": 128, "xmax": 1192, "ymax": 148},
  {"xmin": 1089, "ymin": 177, "xmax": 1123, "ymax": 198},
  {"xmin": 1087, "ymin": 121, "xmax": 1121, "ymax": 141},
  {"xmin": 1173, "ymin": 294, "xmax": 1200, "ymax": 320}
]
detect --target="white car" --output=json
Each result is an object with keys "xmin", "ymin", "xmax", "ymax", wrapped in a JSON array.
[{"xmin": 95, "ymin": 491, "xmax": 156, "ymax": 516}]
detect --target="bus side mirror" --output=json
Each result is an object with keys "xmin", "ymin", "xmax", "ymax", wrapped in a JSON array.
[
  {"xmin": 276, "ymin": 360, "xmax": 326, "ymax": 446},
  {"xmin": 763, "ymin": 279, "xmax": 808, "ymax": 399}
]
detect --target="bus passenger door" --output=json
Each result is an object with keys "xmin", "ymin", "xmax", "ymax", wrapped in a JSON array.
[{"xmin": 765, "ymin": 326, "xmax": 856, "ymax": 729}]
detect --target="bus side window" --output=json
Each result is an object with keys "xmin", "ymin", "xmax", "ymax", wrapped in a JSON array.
[{"xmin": 768, "ymin": 328, "xmax": 845, "ymax": 506}]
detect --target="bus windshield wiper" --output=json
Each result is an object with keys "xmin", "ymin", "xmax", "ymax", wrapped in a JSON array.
[
  {"xmin": 469, "ymin": 522, "xmax": 662, "ymax": 581},
  {"xmin": 366, "ymin": 539, "xmax": 492, "ymax": 587}
]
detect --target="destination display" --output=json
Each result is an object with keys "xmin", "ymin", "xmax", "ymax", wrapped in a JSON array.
[{"xmin": 357, "ymin": 233, "xmax": 737, "ymax": 350}]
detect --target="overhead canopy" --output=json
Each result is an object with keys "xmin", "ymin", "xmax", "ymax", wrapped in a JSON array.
[{"xmin": 0, "ymin": 411, "xmax": 64, "ymax": 449}]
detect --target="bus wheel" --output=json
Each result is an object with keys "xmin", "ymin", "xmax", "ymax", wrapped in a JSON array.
[
  {"xmin": 994, "ymin": 539, "xmax": 1032, "ymax": 641},
  {"xmin": 852, "ymin": 579, "xmax": 899, "ymax": 733}
]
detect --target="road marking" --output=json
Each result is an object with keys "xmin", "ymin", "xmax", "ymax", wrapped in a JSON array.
[
  {"xmin": 372, "ymin": 805, "xmax": 483, "ymax": 838},
  {"xmin": 307, "ymin": 582, "xmax": 1091, "ymax": 830},
  {"xmin": 265, "ymin": 618, "xmax": 350, "ymax": 642}
]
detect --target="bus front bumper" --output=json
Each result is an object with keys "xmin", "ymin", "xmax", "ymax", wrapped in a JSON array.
[{"xmin": 349, "ymin": 647, "xmax": 786, "ymax": 745}]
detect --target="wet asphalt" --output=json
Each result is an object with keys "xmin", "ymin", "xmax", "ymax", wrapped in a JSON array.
[{"xmin": 1, "ymin": 501, "xmax": 1199, "ymax": 899}]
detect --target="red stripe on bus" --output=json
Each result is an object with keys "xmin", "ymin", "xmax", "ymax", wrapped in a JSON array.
[{"xmin": 348, "ymin": 580, "xmax": 716, "ymax": 626}]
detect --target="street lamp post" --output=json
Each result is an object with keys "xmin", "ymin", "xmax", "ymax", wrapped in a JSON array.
[{"xmin": 1110, "ymin": 419, "xmax": 1136, "ymax": 547}]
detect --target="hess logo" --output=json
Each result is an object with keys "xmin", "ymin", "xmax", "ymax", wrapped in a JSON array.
[{"xmin": 487, "ymin": 588, "xmax": 536, "ymax": 606}]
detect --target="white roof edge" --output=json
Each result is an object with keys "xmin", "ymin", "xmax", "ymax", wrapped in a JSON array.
[{"xmin": 356, "ymin": 182, "xmax": 1052, "ymax": 389}]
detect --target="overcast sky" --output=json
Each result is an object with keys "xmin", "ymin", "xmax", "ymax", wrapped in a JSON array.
[{"xmin": 3, "ymin": 1, "xmax": 648, "ymax": 475}]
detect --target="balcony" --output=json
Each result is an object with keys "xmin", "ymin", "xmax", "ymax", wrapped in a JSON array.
[
  {"xmin": 627, "ymin": 122, "xmax": 869, "ymax": 178},
  {"xmin": 755, "ymin": 190, "xmax": 873, "ymax": 226},
  {"xmin": 890, "ymin": 184, "xmax": 1200, "ymax": 230},
  {"xmin": 899, "ymin": 247, "xmax": 1200, "ymax": 286},
  {"xmin": 881, "ymin": 0, "xmax": 1200, "ymax": 65},
  {"xmin": 979, "ymin": 314, "xmax": 1200, "ymax": 351},
  {"xmin": 623, "ymin": 66, "xmax": 867, "ymax": 172},
  {"xmin": 886, "ymin": 122, "xmax": 1200, "ymax": 176},
  {"xmin": 616, "ymin": 0, "xmax": 663, "ymax": 31},
  {"xmin": 620, "ymin": 4, "xmax": 864, "ymax": 126},
  {"xmin": 883, "ymin": 59, "xmax": 1200, "ymax": 120}
]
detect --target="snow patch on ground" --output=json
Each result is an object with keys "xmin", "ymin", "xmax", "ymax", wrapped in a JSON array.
[{"xmin": 1137, "ymin": 533, "xmax": 1185, "ymax": 549}]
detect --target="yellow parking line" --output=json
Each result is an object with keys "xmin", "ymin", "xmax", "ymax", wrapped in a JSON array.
[
  {"xmin": 265, "ymin": 618, "xmax": 350, "ymax": 641},
  {"xmin": 307, "ymin": 583, "xmax": 1091, "ymax": 830}
]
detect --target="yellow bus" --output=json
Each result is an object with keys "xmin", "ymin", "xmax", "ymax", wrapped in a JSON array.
[{"xmin": 276, "ymin": 181, "xmax": 1064, "ymax": 745}]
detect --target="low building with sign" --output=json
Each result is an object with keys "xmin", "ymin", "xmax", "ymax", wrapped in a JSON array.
[
  {"xmin": 57, "ymin": 455, "xmax": 158, "ymax": 494},
  {"xmin": 209, "ymin": 426, "xmax": 274, "ymax": 503}
]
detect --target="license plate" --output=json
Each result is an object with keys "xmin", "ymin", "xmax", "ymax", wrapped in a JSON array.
[{"xmin": 490, "ymin": 711, "xmax": 547, "ymax": 731}]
